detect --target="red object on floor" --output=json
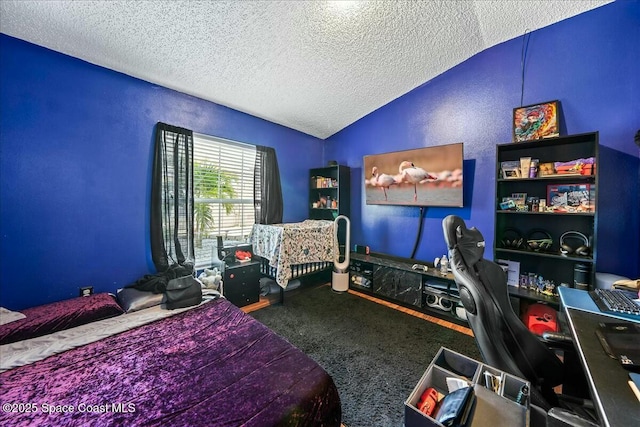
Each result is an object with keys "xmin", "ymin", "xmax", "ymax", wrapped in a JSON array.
[{"xmin": 522, "ymin": 303, "xmax": 558, "ymax": 335}]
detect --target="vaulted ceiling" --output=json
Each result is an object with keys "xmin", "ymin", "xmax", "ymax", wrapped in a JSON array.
[{"xmin": 0, "ymin": 1, "xmax": 611, "ymax": 138}]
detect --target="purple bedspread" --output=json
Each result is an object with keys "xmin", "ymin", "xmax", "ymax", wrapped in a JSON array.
[{"xmin": 0, "ymin": 299, "xmax": 341, "ymax": 427}]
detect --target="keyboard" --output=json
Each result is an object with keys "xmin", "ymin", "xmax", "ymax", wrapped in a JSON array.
[{"xmin": 590, "ymin": 289, "xmax": 640, "ymax": 317}]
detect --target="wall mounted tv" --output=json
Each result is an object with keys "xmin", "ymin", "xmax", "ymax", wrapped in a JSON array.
[{"xmin": 364, "ymin": 142, "xmax": 464, "ymax": 207}]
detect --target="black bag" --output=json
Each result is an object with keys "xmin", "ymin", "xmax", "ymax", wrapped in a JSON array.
[
  {"xmin": 128, "ymin": 263, "xmax": 194, "ymax": 294},
  {"xmin": 165, "ymin": 275, "xmax": 202, "ymax": 310}
]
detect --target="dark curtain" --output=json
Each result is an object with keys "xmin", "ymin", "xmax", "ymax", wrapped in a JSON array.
[
  {"xmin": 254, "ymin": 146, "xmax": 283, "ymax": 224},
  {"xmin": 151, "ymin": 122, "xmax": 195, "ymax": 273}
]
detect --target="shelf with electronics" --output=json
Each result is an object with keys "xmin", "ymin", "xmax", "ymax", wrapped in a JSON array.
[
  {"xmin": 350, "ymin": 251, "xmax": 468, "ymax": 326},
  {"xmin": 495, "ymin": 132, "xmax": 599, "ymax": 310}
]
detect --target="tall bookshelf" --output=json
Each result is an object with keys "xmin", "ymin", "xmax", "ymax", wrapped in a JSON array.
[
  {"xmin": 495, "ymin": 132, "xmax": 599, "ymax": 307},
  {"xmin": 309, "ymin": 165, "xmax": 350, "ymax": 221}
]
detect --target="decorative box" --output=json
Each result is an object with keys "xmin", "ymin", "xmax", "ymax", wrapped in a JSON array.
[
  {"xmin": 538, "ymin": 162, "xmax": 556, "ymax": 176},
  {"xmin": 547, "ymin": 183, "xmax": 595, "ymax": 213},
  {"xmin": 554, "ymin": 157, "xmax": 596, "ymax": 176}
]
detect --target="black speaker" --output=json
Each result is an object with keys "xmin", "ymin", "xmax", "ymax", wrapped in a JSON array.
[
  {"xmin": 425, "ymin": 293, "xmax": 454, "ymax": 312},
  {"xmin": 574, "ymin": 263, "xmax": 591, "ymax": 290},
  {"xmin": 354, "ymin": 244, "xmax": 370, "ymax": 255}
]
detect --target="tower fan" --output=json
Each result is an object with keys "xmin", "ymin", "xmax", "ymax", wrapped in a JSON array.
[{"xmin": 332, "ymin": 215, "xmax": 351, "ymax": 292}]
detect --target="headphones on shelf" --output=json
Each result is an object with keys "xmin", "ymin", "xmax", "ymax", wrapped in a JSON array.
[
  {"xmin": 501, "ymin": 227, "xmax": 525, "ymax": 249},
  {"xmin": 560, "ymin": 231, "xmax": 591, "ymax": 257},
  {"xmin": 526, "ymin": 229, "xmax": 554, "ymax": 252}
]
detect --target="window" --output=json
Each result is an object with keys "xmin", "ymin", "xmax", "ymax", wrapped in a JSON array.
[{"xmin": 192, "ymin": 133, "xmax": 256, "ymax": 268}]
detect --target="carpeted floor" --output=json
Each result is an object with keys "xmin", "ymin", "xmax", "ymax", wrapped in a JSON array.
[{"xmin": 250, "ymin": 285, "xmax": 481, "ymax": 427}]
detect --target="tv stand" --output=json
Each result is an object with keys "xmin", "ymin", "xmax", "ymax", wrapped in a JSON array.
[{"xmin": 349, "ymin": 252, "xmax": 466, "ymax": 325}]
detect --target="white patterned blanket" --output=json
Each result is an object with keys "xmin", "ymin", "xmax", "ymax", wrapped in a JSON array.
[{"xmin": 250, "ymin": 220, "xmax": 336, "ymax": 287}]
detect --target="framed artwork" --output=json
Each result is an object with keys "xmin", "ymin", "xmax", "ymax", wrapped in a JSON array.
[
  {"xmin": 513, "ymin": 100, "xmax": 560, "ymax": 142},
  {"xmin": 500, "ymin": 160, "xmax": 521, "ymax": 179}
]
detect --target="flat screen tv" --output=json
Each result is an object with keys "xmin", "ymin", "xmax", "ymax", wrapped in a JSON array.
[{"xmin": 363, "ymin": 142, "xmax": 463, "ymax": 207}]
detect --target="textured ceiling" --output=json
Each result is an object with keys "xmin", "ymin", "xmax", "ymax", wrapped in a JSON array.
[{"xmin": 0, "ymin": 1, "xmax": 611, "ymax": 139}]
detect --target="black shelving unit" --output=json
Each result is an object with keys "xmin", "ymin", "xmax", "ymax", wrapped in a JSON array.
[
  {"xmin": 495, "ymin": 132, "xmax": 599, "ymax": 306},
  {"xmin": 309, "ymin": 165, "xmax": 350, "ymax": 221}
]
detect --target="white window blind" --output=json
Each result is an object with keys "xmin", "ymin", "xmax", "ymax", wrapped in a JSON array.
[{"xmin": 192, "ymin": 133, "xmax": 256, "ymax": 268}]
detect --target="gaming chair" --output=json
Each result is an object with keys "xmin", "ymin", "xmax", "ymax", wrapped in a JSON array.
[{"xmin": 441, "ymin": 215, "xmax": 598, "ymax": 427}]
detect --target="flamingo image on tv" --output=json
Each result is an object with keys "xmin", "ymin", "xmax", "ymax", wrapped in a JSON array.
[{"xmin": 363, "ymin": 142, "xmax": 464, "ymax": 207}]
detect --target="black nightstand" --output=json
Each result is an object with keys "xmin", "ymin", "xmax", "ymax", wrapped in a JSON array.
[{"xmin": 224, "ymin": 261, "xmax": 260, "ymax": 307}]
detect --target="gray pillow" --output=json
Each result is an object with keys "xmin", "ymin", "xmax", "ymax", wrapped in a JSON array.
[
  {"xmin": 0, "ymin": 307, "xmax": 26, "ymax": 325},
  {"xmin": 117, "ymin": 288, "xmax": 166, "ymax": 313}
]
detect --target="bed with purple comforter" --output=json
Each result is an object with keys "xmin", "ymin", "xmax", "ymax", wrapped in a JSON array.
[{"xmin": 0, "ymin": 298, "xmax": 341, "ymax": 426}]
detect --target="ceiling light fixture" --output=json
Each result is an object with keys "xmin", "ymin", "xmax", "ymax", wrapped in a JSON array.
[{"xmin": 326, "ymin": 1, "xmax": 361, "ymax": 14}]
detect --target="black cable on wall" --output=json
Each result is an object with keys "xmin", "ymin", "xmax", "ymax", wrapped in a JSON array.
[
  {"xmin": 410, "ymin": 207, "xmax": 426, "ymax": 259},
  {"xmin": 520, "ymin": 29, "xmax": 531, "ymax": 107}
]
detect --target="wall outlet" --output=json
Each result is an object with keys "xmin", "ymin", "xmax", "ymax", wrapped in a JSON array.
[{"xmin": 80, "ymin": 286, "xmax": 94, "ymax": 297}]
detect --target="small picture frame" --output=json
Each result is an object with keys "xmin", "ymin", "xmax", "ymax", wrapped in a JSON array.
[
  {"xmin": 538, "ymin": 162, "xmax": 556, "ymax": 176},
  {"xmin": 500, "ymin": 160, "xmax": 521, "ymax": 179},
  {"xmin": 502, "ymin": 167, "xmax": 521, "ymax": 179},
  {"xmin": 513, "ymin": 100, "xmax": 560, "ymax": 142}
]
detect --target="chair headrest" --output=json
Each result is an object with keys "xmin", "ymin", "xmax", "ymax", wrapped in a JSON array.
[{"xmin": 442, "ymin": 215, "xmax": 485, "ymax": 266}]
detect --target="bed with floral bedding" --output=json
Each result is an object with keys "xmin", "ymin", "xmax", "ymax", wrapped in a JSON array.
[{"xmin": 249, "ymin": 220, "xmax": 337, "ymax": 288}]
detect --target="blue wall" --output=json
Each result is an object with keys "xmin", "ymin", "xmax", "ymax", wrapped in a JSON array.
[
  {"xmin": 325, "ymin": 1, "xmax": 639, "ymax": 276},
  {"xmin": 1, "ymin": 1, "xmax": 638, "ymax": 310},
  {"xmin": 0, "ymin": 35, "xmax": 324, "ymax": 310}
]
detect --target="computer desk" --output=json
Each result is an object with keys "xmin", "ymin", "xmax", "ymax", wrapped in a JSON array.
[{"xmin": 558, "ymin": 287, "xmax": 640, "ymax": 427}]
